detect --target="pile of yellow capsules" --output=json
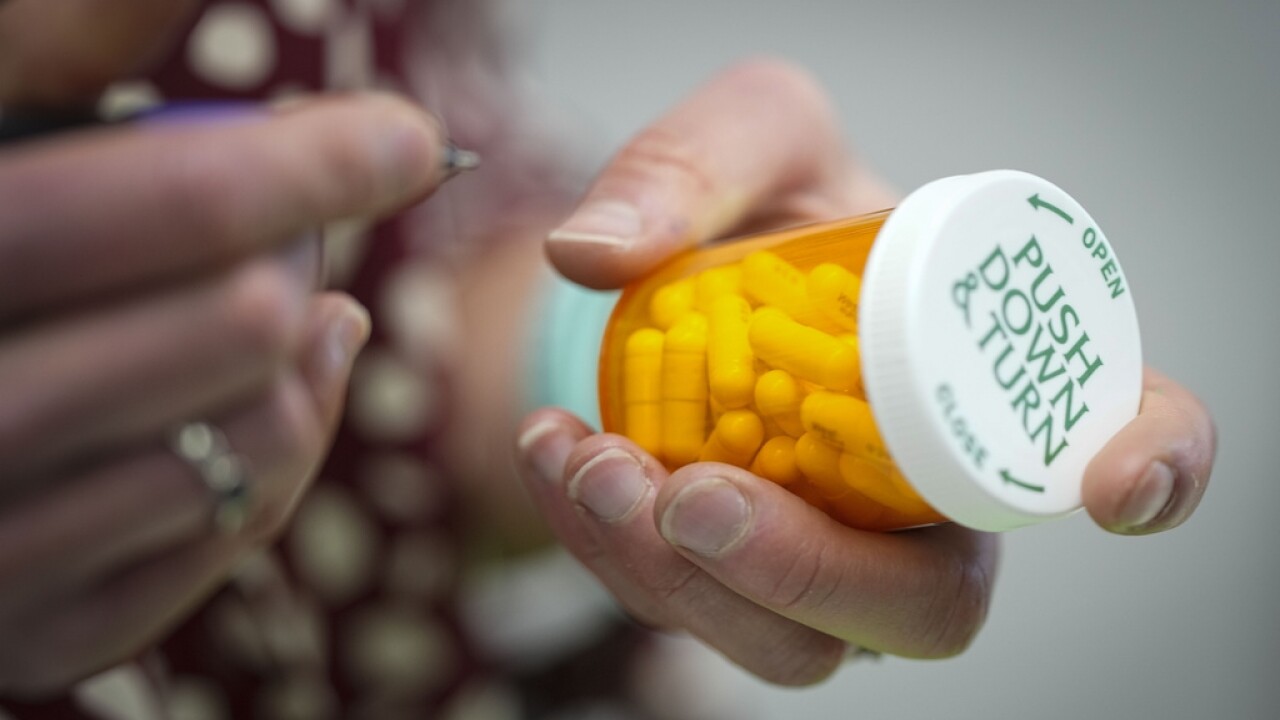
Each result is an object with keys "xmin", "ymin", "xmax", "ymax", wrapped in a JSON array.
[{"xmin": 621, "ymin": 250, "xmax": 939, "ymax": 528}]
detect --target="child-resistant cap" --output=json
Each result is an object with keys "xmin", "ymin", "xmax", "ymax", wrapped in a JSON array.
[{"xmin": 859, "ymin": 170, "xmax": 1143, "ymax": 531}]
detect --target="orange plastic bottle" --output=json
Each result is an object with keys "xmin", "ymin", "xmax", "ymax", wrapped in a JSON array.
[
  {"xmin": 596, "ymin": 211, "xmax": 945, "ymax": 530},
  {"xmin": 542, "ymin": 171, "xmax": 1144, "ymax": 532}
]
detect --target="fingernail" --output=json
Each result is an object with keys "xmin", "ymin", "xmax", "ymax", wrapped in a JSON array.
[
  {"xmin": 547, "ymin": 200, "xmax": 642, "ymax": 249},
  {"xmin": 1118, "ymin": 461, "xmax": 1177, "ymax": 532},
  {"xmin": 517, "ymin": 420, "xmax": 575, "ymax": 485},
  {"xmin": 325, "ymin": 301, "xmax": 371, "ymax": 377},
  {"xmin": 568, "ymin": 449, "xmax": 650, "ymax": 522},
  {"xmin": 660, "ymin": 477, "xmax": 752, "ymax": 557}
]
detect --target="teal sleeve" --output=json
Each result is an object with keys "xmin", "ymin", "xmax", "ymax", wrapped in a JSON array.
[{"xmin": 526, "ymin": 270, "xmax": 620, "ymax": 429}]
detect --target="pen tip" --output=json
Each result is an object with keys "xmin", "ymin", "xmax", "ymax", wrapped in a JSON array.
[{"xmin": 443, "ymin": 142, "xmax": 481, "ymax": 177}]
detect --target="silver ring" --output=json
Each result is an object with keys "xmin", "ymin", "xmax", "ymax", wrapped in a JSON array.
[{"xmin": 169, "ymin": 422, "xmax": 251, "ymax": 534}]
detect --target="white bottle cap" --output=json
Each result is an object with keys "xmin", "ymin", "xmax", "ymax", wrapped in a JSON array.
[{"xmin": 860, "ymin": 170, "xmax": 1142, "ymax": 531}]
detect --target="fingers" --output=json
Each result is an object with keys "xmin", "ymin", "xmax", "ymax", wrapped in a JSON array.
[
  {"xmin": 0, "ymin": 534, "xmax": 241, "ymax": 696},
  {"xmin": 517, "ymin": 408, "xmax": 1001, "ymax": 681},
  {"xmin": 0, "ymin": 306, "xmax": 366, "ymax": 692},
  {"xmin": 516, "ymin": 410, "xmax": 848, "ymax": 686},
  {"xmin": 0, "ymin": 92, "xmax": 450, "ymax": 319},
  {"xmin": 653, "ymin": 463, "xmax": 999, "ymax": 659},
  {"xmin": 1082, "ymin": 367, "xmax": 1216, "ymax": 534},
  {"xmin": 0, "ymin": 442, "xmax": 214, "ymax": 622},
  {"xmin": 0, "ymin": 301, "xmax": 366, "ymax": 611},
  {"xmin": 547, "ymin": 58, "xmax": 870, "ymax": 290},
  {"xmin": 0, "ymin": 247, "xmax": 315, "ymax": 484}
]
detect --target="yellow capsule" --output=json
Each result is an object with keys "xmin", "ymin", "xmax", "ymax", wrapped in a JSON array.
[
  {"xmin": 661, "ymin": 312, "xmax": 709, "ymax": 465},
  {"xmin": 837, "ymin": 455, "xmax": 943, "ymax": 528},
  {"xmin": 837, "ymin": 454, "xmax": 934, "ymax": 516},
  {"xmin": 793, "ymin": 435, "xmax": 891, "ymax": 528},
  {"xmin": 753, "ymin": 369, "xmax": 806, "ymax": 437},
  {"xmin": 824, "ymin": 490, "xmax": 893, "ymax": 530},
  {"xmin": 835, "ymin": 335, "xmax": 866, "ymax": 399},
  {"xmin": 649, "ymin": 277, "xmax": 695, "ymax": 330},
  {"xmin": 794, "ymin": 433, "xmax": 849, "ymax": 499},
  {"xmin": 792, "ymin": 480, "xmax": 845, "ymax": 519},
  {"xmin": 800, "ymin": 391, "xmax": 893, "ymax": 465},
  {"xmin": 748, "ymin": 307, "xmax": 861, "ymax": 393},
  {"xmin": 694, "ymin": 265, "xmax": 742, "ymax": 313},
  {"xmin": 623, "ymin": 328, "xmax": 664, "ymax": 457},
  {"xmin": 740, "ymin": 251, "xmax": 840, "ymax": 331},
  {"xmin": 699, "ymin": 409, "xmax": 764, "ymax": 466},
  {"xmin": 707, "ymin": 294, "xmax": 755, "ymax": 409},
  {"xmin": 750, "ymin": 436, "xmax": 802, "ymax": 486},
  {"xmin": 806, "ymin": 263, "xmax": 862, "ymax": 332}
]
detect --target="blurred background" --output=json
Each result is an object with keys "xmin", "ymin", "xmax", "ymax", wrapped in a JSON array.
[{"xmin": 527, "ymin": 1, "xmax": 1279, "ymax": 718}]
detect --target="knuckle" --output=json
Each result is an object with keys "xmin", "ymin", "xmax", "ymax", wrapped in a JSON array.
[
  {"xmin": 651, "ymin": 564, "xmax": 704, "ymax": 605},
  {"xmin": 761, "ymin": 539, "xmax": 837, "ymax": 611}
]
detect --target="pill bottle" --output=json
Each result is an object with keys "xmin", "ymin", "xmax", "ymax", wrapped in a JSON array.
[{"xmin": 535, "ymin": 170, "xmax": 1143, "ymax": 532}]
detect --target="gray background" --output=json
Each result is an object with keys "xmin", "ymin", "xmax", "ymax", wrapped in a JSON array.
[{"xmin": 528, "ymin": 1, "xmax": 1279, "ymax": 719}]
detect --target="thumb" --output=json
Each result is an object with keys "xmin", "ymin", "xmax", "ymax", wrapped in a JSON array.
[{"xmin": 545, "ymin": 58, "xmax": 858, "ymax": 290}]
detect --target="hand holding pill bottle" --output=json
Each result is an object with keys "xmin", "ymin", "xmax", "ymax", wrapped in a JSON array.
[{"xmin": 592, "ymin": 170, "xmax": 1144, "ymax": 532}]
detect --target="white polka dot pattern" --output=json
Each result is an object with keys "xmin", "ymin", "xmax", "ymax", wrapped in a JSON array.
[
  {"xmin": 270, "ymin": 0, "xmax": 336, "ymax": 35},
  {"xmin": 188, "ymin": 3, "xmax": 277, "ymax": 89},
  {"xmin": 349, "ymin": 349, "xmax": 440, "ymax": 442},
  {"xmin": 288, "ymin": 486, "xmax": 380, "ymax": 604},
  {"xmin": 343, "ymin": 606, "xmax": 454, "ymax": 692},
  {"xmin": 380, "ymin": 262, "xmax": 459, "ymax": 364}
]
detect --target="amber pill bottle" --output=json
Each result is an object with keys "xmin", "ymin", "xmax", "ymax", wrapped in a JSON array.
[{"xmin": 539, "ymin": 171, "xmax": 1144, "ymax": 532}]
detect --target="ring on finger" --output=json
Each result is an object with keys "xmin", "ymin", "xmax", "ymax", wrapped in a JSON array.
[{"xmin": 169, "ymin": 421, "xmax": 251, "ymax": 534}]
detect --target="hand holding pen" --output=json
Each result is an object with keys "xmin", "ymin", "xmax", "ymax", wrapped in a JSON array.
[{"xmin": 0, "ymin": 64, "xmax": 470, "ymax": 702}]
